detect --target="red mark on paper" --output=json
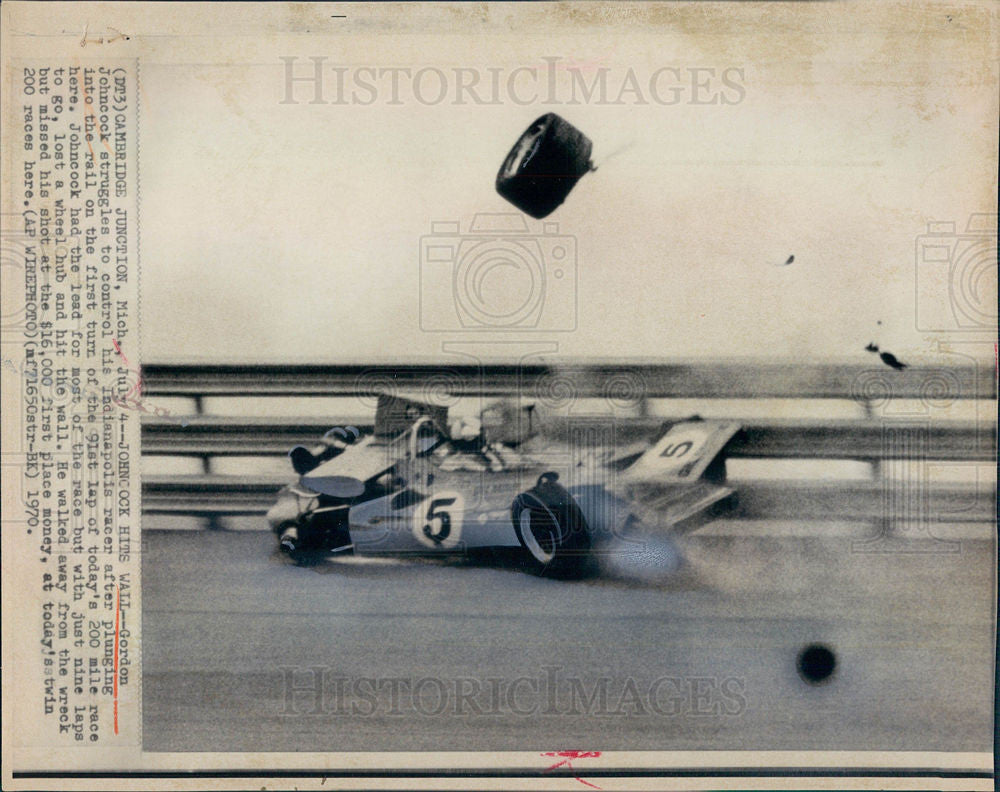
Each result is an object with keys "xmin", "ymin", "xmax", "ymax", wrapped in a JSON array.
[
  {"xmin": 114, "ymin": 584, "xmax": 120, "ymax": 735},
  {"xmin": 541, "ymin": 751, "xmax": 602, "ymax": 789},
  {"xmin": 109, "ymin": 339, "xmax": 188, "ymax": 425},
  {"xmin": 112, "ymin": 338, "xmax": 143, "ymax": 400}
]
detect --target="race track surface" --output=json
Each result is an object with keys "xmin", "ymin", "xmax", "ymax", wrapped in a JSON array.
[{"xmin": 142, "ymin": 520, "xmax": 995, "ymax": 753}]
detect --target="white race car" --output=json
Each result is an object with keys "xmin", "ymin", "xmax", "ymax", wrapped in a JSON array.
[{"xmin": 267, "ymin": 392, "xmax": 741, "ymax": 577}]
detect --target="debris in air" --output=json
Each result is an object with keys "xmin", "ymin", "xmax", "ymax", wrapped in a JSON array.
[
  {"xmin": 496, "ymin": 113, "xmax": 594, "ymax": 219},
  {"xmin": 775, "ymin": 255, "xmax": 795, "ymax": 266},
  {"xmin": 865, "ymin": 343, "xmax": 908, "ymax": 371}
]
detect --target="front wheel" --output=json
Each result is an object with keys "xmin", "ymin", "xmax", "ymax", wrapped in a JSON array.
[
  {"xmin": 511, "ymin": 474, "xmax": 591, "ymax": 578},
  {"xmin": 276, "ymin": 520, "xmax": 309, "ymax": 554}
]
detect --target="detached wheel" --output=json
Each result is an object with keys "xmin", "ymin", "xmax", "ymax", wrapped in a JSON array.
[
  {"xmin": 496, "ymin": 113, "xmax": 593, "ymax": 218},
  {"xmin": 512, "ymin": 473, "xmax": 591, "ymax": 577}
]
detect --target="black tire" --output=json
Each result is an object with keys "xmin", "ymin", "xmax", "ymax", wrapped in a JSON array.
[
  {"xmin": 511, "ymin": 473, "xmax": 591, "ymax": 577},
  {"xmin": 496, "ymin": 113, "xmax": 593, "ymax": 219},
  {"xmin": 277, "ymin": 507, "xmax": 352, "ymax": 554},
  {"xmin": 275, "ymin": 519, "xmax": 332, "ymax": 567},
  {"xmin": 275, "ymin": 520, "xmax": 307, "ymax": 553}
]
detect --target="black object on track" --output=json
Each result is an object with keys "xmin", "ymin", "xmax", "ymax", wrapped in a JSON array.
[{"xmin": 797, "ymin": 643, "xmax": 837, "ymax": 684}]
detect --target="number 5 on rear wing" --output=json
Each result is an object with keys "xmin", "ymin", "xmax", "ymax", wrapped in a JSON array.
[{"xmin": 616, "ymin": 418, "xmax": 743, "ymax": 533}]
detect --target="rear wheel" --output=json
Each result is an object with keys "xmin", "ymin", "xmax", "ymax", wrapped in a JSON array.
[{"xmin": 512, "ymin": 474, "xmax": 591, "ymax": 578}]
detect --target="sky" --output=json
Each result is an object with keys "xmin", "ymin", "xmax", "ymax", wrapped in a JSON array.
[{"xmin": 136, "ymin": 3, "xmax": 998, "ymax": 365}]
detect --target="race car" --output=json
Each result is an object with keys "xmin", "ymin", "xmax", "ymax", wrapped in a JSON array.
[{"xmin": 266, "ymin": 392, "xmax": 742, "ymax": 577}]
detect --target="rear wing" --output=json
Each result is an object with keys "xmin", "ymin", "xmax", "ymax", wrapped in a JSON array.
[
  {"xmin": 621, "ymin": 418, "xmax": 742, "ymax": 485},
  {"xmin": 617, "ymin": 418, "xmax": 742, "ymax": 533}
]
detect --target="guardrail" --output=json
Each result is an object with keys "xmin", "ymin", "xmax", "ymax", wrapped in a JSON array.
[
  {"xmin": 141, "ymin": 416, "xmax": 995, "ymax": 462},
  {"xmin": 139, "ymin": 362, "xmax": 997, "ymax": 525},
  {"xmin": 141, "ymin": 360, "xmax": 996, "ymax": 399}
]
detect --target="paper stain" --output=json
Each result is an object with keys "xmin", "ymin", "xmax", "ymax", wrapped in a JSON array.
[{"xmin": 80, "ymin": 23, "xmax": 130, "ymax": 47}]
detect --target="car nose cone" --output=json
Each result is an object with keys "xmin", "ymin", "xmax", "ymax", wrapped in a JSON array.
[{"xmin": 300, "ymin": 474, "xmax": 366, "ymax": 499}]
